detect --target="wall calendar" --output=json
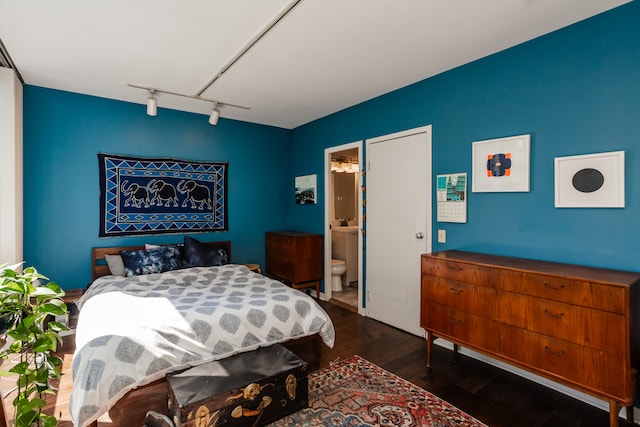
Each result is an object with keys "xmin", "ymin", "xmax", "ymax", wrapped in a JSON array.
[{"xmin": 436, "ymin": 173, "xmax": 467, "ymax": 223}]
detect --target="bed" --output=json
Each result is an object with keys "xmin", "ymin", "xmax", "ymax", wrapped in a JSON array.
[{"xmin": 70, "ymin": 240, "xmax": 335, "ymax": 427}]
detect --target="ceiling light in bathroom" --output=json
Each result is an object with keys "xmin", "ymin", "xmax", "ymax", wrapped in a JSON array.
[{"xmin": 331, "ymin": 157, "xmax": 359, "ymax": 173}]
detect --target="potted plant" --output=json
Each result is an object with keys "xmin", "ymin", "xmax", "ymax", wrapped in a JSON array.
[{"xmin": 0, "ymin": 263, "xmax": 69, "ymax": 427}]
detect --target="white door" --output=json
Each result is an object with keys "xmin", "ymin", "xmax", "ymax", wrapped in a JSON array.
[{"xmin": 366, "ymin": 126, "xmax": 431, "ymax": 336}]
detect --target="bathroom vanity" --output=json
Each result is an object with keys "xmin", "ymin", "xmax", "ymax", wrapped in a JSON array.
[{"xmin": 332, "ymin": 226, "xmax": 358, "ymax": 286}]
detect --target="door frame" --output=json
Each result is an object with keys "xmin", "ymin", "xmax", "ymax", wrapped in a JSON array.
[{"xmin": 324, "ymin": 140, "xmax": 364, "ymax": 315}]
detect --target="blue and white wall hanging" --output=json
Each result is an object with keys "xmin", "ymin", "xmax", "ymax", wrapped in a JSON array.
[{"xmin": 98, "ymin": 153, "xmax": 228, "ymax": 237}]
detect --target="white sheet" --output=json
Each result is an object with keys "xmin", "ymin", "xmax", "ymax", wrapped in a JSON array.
[{"xmin": 70, "ymin": 264, "xmax": 334, "ymax": 427}]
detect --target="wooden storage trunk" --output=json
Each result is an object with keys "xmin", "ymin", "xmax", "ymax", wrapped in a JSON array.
[{"xmin": 167, "ymin": 344, "xmax": 308, "ymax": 427}]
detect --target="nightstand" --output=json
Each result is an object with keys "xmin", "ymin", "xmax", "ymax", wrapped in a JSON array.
[
  {"xmin": 62, "ymin": 288, "xmax": 83, "ymax": 330},
  {"xmin": 243, "ymin": 263, "xmax": 262, "ymax": 274}
]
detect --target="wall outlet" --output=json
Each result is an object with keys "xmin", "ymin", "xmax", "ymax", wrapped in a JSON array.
[{"xmin": 437, "ymin": 229, "xmax": 446, "ymax": 243}]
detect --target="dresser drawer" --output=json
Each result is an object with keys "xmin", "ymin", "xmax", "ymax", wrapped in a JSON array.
[
  {"xmin": 421, "ymin": 276, "xmax": 498, "ymax": 319},
  {"xmin": 265, "ymin": 231, "xmax": 323, "ymax": 285},
  {"xmin": 266, "ymin": 234, "xmax": 295, "ymax": 255},
  {"xmin": 422, "ymin": 303, "xmax": 499, "ymax": 353},
  {"xmin": 501, "ymin": 325, "xmax": 628, "ymax": 400},
  {"xmin": 500, "ymin": 270, "xmax": 625, "ymax": 313},
  {"xmin": 422, "ymin": 258, "xmax": 498, "ymax": 288},
  {"xmin": 500, "ymin": 292, "xmax": 625, "ymax": 355},
  {"xmin": 266, "ymin": 250, "xmax": 292, "ymax": 277}
]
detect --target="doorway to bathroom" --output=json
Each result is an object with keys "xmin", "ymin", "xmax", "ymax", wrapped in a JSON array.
[{"xmin": 323, "ymin": 141, "xmax": 363, "ymax": 314}]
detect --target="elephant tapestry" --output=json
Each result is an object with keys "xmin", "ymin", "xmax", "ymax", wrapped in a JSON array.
[{"xmin": 98, "ymin": 153, "xmax": 228, "ymax": 237}]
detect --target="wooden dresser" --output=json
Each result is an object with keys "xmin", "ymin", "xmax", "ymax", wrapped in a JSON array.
[
  {"xmin": 421, "ymin": 250, "xmax": 640, "ymax": 427},
  {"xmin": 265, "ymin": 231, "xmax": 322, "ymax": 297}
]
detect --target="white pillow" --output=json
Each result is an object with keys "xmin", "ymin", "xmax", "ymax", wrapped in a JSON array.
[{"xmin": 105, "ymin": 254, "xmax": 125, "ymax": 277}]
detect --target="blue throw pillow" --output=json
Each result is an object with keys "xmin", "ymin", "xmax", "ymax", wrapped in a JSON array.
[
  {"xmin": 183, "ymin": 236, "xmax": 229, "ymax": 267},
  {"xmin": 145, "ymin": 243, "xmax": 184, "ymax": 258},
  {"xmin": 120, "ymin": 245, "xmax": 183, "ymax": 277}
]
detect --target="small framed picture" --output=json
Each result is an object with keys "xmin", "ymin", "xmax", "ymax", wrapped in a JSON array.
[
  {"xmin": 554, "ymin": 151, "xmax": 625, "ymax": 208},
  {"xmin": 472, "ymin": 134, "xmax": 530, "ymax": 192},
  {"xmin": 295, "ymin": 174, "xmax": 317, "ymax": 204}
]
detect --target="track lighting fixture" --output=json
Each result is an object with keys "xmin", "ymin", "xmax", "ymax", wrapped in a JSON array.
[
  {"xmin": 128, "ymin": 1, "xmax": 303, "ymax": 126},
  {"xmin": 146, "ymin": 90, "xmax": 157, "ymax": 116},
  {"xmin": 128, "ymin": 83, "xmax": 250, "ymax": 126},
  {"xmin": 209, "ymin": 104, "xmax": 220, "ymax": 126}
]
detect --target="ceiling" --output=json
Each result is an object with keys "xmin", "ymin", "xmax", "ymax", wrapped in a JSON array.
[{"xmin": 0, "ymin": 0, "xmax": 630, "ymax": 129}]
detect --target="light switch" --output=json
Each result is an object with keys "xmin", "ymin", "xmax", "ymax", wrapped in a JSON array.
[{"xmin": 437, "ymin": 229, "xmax": 446, "ymax": 243}]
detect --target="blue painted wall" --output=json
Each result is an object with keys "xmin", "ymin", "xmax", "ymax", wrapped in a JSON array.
[
  {"xmin": 23, "ymin": 87, "xmax": 291, "ymax": 289},
  {"xmin": 22, "ymin": 2, "xmax": 640, "ymax": 291},
  {"xmin": 289, "ymin": 2, "xmax": 640, "ymax": 272}
]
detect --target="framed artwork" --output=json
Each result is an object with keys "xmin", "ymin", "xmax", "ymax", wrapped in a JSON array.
[
  {"xmin": 554, "ymin": 150, "xmax": 625, "ymax": 208},
  {"xmin": 295, "ymin": 174, "xmax": 317, "ymax": 204},
  {"xmin": 472, "ymin": 134, "xmax": 530, "ymax": 192},
  {"xmin": 436, "ymin": 173, "xmax": 467, "ymax": 223}
]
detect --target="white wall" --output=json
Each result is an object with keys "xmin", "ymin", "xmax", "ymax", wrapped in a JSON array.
[{"xmin": 0, "ymin": 67, "xmax": 23, "ymax": 265}]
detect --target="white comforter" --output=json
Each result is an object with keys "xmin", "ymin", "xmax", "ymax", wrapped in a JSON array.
[{"xmin": 70, "ymin": 264, "xmax": 335, "ymax": 427}]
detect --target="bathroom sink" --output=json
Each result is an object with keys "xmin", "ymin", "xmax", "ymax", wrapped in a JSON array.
[{"xmin": 333, "ymin": 226, "xmax": 359, "ymax": 232}]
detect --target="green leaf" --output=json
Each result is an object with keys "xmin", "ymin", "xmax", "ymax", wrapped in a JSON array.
[
  {"xmin": 42, "ymin": 281, "xmax": 65, "ymax": 297},
  {"xmin": 0, "ymin": 281, "xmax": 27, "ymax": 293},
  {"xmin": 33, "ymin": 286, "xmax": 57, "ymax": 295},
  {"xmin": 48, "ymin": 355, "xmax": 63, "ymax": 368},
  {"xmin": 35, "ymin": 367, "xmax": 50, "ymax": 385},
  {"xmin": 8, "ymin": 331, "xmax": 31, "ymax": 345},
  {"xmin": 17, "ymin": 372, "xmax": 31, "ymax": 388},
  {"xmin": 0, "ymin": 262, "xmax": 24, "ymax": 275},
  {"xmin": 40, "ymin": 302, "xmax": 67, "ymax": 316},
  {"xmin": 8, "ymin": 339, "xmax": 24, "ymax": 352},
  {"xmin": 20, "ymin": 313, "xmax": 38, "ymax": 329},
  {"xmin": 41, "ymin": 414, "xmax": 59, "ymax": 427},
  {"xmin": 33, "ymin": 336, "xmax": 55, "ymax": 353},
  {"xmin": 16, "ymin": 409, "xmax": 38, "ymax": 427},
  {"xmin": 9, "ymin": 361, "xmax": 30, "ymax": 375},
  {"xmin": 47, "ymin": 321, "xmax": 71, "ymax": 333}
]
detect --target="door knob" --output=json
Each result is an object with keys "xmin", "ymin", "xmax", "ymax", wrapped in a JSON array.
[{"xmin": 415, "ymin": 232, "xmax": 424, "ymax": 239}]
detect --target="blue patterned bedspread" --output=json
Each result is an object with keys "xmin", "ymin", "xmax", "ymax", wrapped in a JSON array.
[{"xmin": 70, "ymin": 264, "xmax": 335, "ymax": 427}]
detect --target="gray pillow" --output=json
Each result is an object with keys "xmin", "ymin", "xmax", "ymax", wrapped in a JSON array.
[{"xmin": 105, "ymin": 254, "xmax": 125, "ymax": 276}]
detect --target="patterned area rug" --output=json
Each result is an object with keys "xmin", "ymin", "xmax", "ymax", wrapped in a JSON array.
[{"xmin": 271, "ymin": 355, "xmax": 487, "ymax": 427}]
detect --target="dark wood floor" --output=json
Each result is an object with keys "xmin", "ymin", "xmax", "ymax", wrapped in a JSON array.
[
  {"xmin": 288, "ymin": 301, "xmax": 636, "ymax": 427},
  {"xmin": 7, "ymin": 300, "xmax": 634, "ymax": 426}
]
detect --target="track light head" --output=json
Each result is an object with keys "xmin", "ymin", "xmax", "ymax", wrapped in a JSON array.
[
  {"xmin": 209, "ymin": 106, "xmax": 220, "ymax": 125},
  {"xmin": 146, "ymin": 91, "xmax": 157, "ymax": 116},
  {"xmin": 128, "ymin": 83, "xmax": 249, "ymax": 123}
]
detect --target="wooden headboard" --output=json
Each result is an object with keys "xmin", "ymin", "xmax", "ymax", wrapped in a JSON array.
[{"xmin": 91, "ymin": 241, "xmax": 232, "ymax": 281}]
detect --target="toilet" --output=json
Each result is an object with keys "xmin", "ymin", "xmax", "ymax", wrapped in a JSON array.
[{"xmin": 330, "ymin": 259, "xmax": 347, "ymax": 292}]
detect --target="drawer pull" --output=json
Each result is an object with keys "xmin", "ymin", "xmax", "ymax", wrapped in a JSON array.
[
  {"xmin": 447, "ymin": 264, "xmax": 462, "ymax": 271},
  {"xmin": 544, "ymin": 346, "xmax": 565, "ymax": 357},
  {"xmin": 544, "ymin": 283, "xmax": 565, "ymax": 291},
  {"xmin": 448, "ymin": 316, "xmax": 462, "ymax": 324},
  {"xmin": 543, "ymin": 309, "xmax": 564, "ymax": 319},
  {"xmin": 448, "ymin": 287, "xmax": 463, "ymax": 294}
]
